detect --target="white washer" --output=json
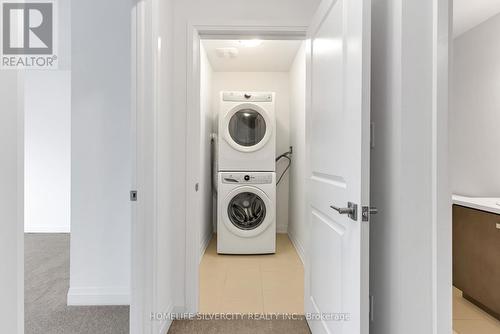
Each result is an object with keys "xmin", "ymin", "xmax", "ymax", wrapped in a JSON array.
[
  {"xmin": 218, "ymin": 91, "xmax": 276, "ymax": 171},
  {"xmin": 217, "ymin": 172, "xmax": 276, "ymax": 254}
]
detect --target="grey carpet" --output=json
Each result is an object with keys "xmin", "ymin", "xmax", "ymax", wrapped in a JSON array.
[
  {"xmin": 25, "ymin": 233, "xmax": 129, "ymax": 334},
  {"xmin": 168, "ymin": 318, "xmax": 311, "ymax": 334}
]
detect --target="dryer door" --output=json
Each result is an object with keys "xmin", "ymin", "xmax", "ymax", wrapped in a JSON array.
[
  {"xmin": 223, "ymin": 185, "xmax": 274, "ymax": 238},
  {"xmin": 223, "ymin": 103, "xmax": 272, "ymax": 153}
]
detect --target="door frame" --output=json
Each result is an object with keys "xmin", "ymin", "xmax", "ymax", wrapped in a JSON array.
[
  {"xmin": 184, "ymin": 22, "xmax": 307, "ymax": 313},
  {"xmin": 132, "ymin": 3, "xmax": 451, "ymax": 333},
  {"xmin": 131, "ymin": 0, "xmax": 163, "ymax": 333}
]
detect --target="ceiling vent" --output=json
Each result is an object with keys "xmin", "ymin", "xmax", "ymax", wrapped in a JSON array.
[{"xmin": 215, "ymin": 47, "xmax": 239, "ymax": 58}]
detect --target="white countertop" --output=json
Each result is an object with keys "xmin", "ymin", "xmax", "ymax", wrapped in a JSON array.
[{"xmin": 452, "ymin": 195, "xmax": 500, "ymax": 215}]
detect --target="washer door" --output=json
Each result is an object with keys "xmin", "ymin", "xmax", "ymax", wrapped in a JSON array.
[
  {"xmin": 223, "ymin": 186, "xmax": 274, "ymax": 238},
  {"xmin": 223, "ymin": 103, "xmax": 272, "ymax": 153}
]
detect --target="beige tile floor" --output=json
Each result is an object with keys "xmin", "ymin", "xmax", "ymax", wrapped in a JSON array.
[
  {"xmin": 453, "ymin": 286, "xmax": 500, "ymax": 334},
  {"xmin": 199, "ymin": 234, "xmax": 304, "ymax": 314},
  {"xmin": 201, "ymin": 236, "xmax": 500, "ymax": 330}
]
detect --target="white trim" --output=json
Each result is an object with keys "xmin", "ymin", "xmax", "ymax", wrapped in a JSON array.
[
  {"xmin": 199, "ymin": 232, "xmax": 213, "ymax": 262},
  {"xmin": 131, "ymin": 0, "xmax": 159, "ymax": 333},
  {"xmin": 67, "ymin": 287, "xmax": 130, "ymax": 306},
  {"xmin": 195, "ymin": 24, "xmax": 308, "ymax": 40},
  {"xmin": 17, "ymin": 71, "xmax": 26, "ymax": 334},
  {"xmin": 433, "ymin": 0, "xmax": 452, "ymax": 333},
  {"xmin": 157, "ymin": 303, "xmax": 174, "ymax": 334},
  {"xmin": 287, "ymin": 230, "xmax": 305, "ymax": 265},
  {"xmin": 129, "ymin": 0, "xmax": 139, "ymax": 331},
  {"xmin": 185, "ymin": 23, "xmax": 308, "ymax": 315},
  {"xmin": 185, "ymin": 23, "xmax": 202, "ymax": 315},
  {"xmin": 24, "ymin": 227, "xmax": 70, "ymax": 233},
  {"xmin": 276, "ymin": 226, "xmax": 288, "ymax": 234}
]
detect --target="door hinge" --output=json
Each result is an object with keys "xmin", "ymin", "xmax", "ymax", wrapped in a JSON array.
[
  {"xmin": 130, "ymin": 190, "xmax": 138, "ymax": 201},
  {"xmin": 369, "ymin": 295, "xmax": 374, "ymax": 322}
]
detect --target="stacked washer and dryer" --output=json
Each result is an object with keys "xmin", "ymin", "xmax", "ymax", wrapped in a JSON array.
[{"xmin": 216, "ymin": 91, "xmax": 277, "ymax": 254}]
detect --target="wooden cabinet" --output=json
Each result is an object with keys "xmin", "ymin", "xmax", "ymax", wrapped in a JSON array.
[{"xmin": 453, "ymin": 204, "xmax": 500, "ymax": 320}]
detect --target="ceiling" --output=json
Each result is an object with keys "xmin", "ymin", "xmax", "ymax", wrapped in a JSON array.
[
  {"xmin": 201, "ymin": 39, "xmax": 302, "ymax": 72},
  {"xmin": 454, "ymin": 0, "xmax": 500, "ymax": 37}
]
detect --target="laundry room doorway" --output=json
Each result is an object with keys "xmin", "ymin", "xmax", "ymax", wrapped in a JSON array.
[
  {"xmin": 187, "ymin": 30, "xmax": 310, "ymax": 316},
  {"xmin": 185, "ymin": 0, "xmax": 372, "ymax": 332}
]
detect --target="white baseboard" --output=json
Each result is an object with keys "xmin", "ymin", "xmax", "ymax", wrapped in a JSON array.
[
  {"xmin": 276, "ymin": 225, "xmax": 288, "ymax": 234},
  {"xmin": 24, "ymin": 226, "xmax": 70, "ymax": 233},
  {"xmin": 158, "ymin": 318, "xmax": 172, "ymax": 334},
  {"xmin": 287, "ymin": 230, "xmax": 305, "ymax": 265},
  {"xmin": 157, "ymin": 304, "xmax": 174, "ymax": 334},
  {"xmin": 67, "ymin": 287, "xmax": 130, "ymax": 306},
  {"xmin": 199, "ymin": 232, "xmax": 213, "ymax": 262}
]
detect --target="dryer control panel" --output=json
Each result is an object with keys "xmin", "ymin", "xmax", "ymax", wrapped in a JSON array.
[
  {"xmin": 221, "ymin": 173, "xmax": 273, "ymax": 184},
  {"xmin": 222, "ymin": 91, "xmax": 273, "ymax": 102}
]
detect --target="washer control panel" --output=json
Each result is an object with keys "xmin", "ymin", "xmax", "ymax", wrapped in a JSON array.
[
  {"xmin": 221, "ymin": 173, "xmax": 273, "ymax": 184},
  {"xmin": 222, "ymin": 91, "xmax": 273, "ymax": 102}
]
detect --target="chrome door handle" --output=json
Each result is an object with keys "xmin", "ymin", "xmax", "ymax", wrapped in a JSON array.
[
  {"xmin": 330, "ymin": 205, "xmax": 355, "ymax": 215},
  {"xmin": 330, "ymin": 202, "xmax": 358, "ymax": 221}
]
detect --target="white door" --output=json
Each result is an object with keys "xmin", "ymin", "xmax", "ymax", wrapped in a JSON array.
[{"xmin": 305, "ymin": 0, "xmax": 371, "ymax": 333}]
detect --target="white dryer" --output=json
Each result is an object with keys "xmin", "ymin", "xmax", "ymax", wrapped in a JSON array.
[
  {"xmin": 218, "ymin": 91, "xmax": 276, "ymax": 171},
  {"xmin": 217, "ymin": 172, "xmax": 276, "ymax": 254}
]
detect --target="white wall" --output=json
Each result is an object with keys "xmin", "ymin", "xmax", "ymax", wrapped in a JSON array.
[
  {"xmin": 370, "ymin": 0, "xmax": 451, "ymax": 333},
  {"xmin": 451, "ymin": 13, "xmax": 500, "ymax": 197},
  {"xmin": 171, "ymin": 0, "xmax": 321, "ymax": 310},
  {"xmin": 287, "ymin": 41, "xmax": 307, "ymax": 262},
  {"xmin": 69, "ymin": 0, "xmax": 131, "ymax": 305},
  {"xmin": 24, "ymin": 0, "xmax": 71, "ymax": 233},
  {"xmin": 200, "ymin": 44, "xmax": 214, "ymax": 254},
  {"xmin": 1, "ymin": 0, "xmax": 70, "ymax": 327},
  {"xmin": 211, "ymin": 72, "xmax": 291, "ymax": 233},
  {"xmin": 0, "ymin": 72, "xmax": 24, "ymax": 334},
  {"xmin": 24, "ymin": 71, "xmax": 71, "ymax": 233}
]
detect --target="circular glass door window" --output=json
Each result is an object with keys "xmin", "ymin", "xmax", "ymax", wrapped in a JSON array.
[
  {"xmin": 228, "ymin": 109, "xmax": 267, "ymax": 147},
  {"xmin": 228, "ymin": 192, "xmax": 267, "ymax": 230}
]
